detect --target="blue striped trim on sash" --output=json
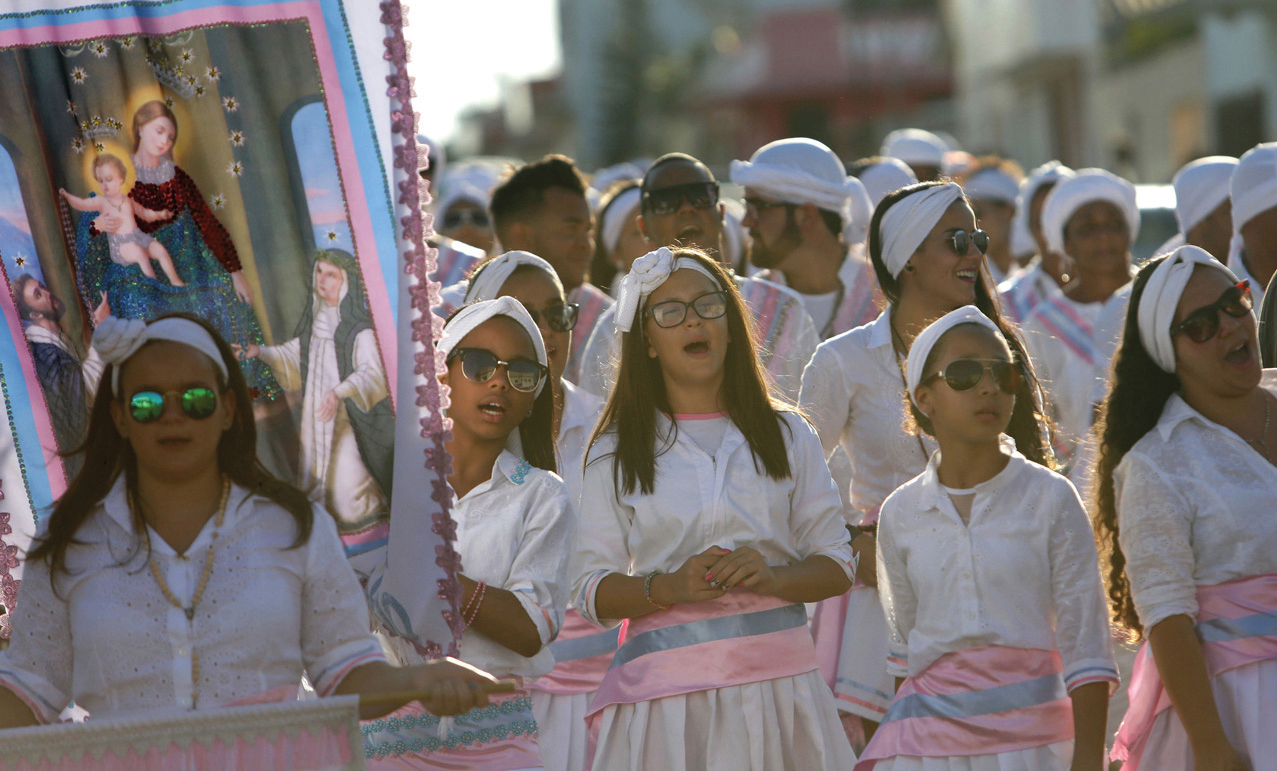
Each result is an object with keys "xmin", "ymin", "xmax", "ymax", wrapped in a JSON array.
[
  {"xmin": 1032, "ymin": 300, "xmax": 1097, "ymax": 365},
  {"xmin": 550, "ymin": 626, "xmax": 621, "ymax": 663},
  {"xmin": 883, "ymin": 673, "xmax": 1066, "ymax": 723},
  {"xmin": 610, "ymin": 604, "xmax": 807, "ymax": 668},
  {"xmin": 1197, "ymin": 610, "xmax": 1277, "ymax": 644}
]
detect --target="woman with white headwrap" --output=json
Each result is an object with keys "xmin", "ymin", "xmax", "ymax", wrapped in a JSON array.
[
  {"xmin": 799, "ymin": 181, "xmax": 1051, "ymax": 742},
  {"xmin": 574, "ymin": 247, "xmax": 858, "ymax": 769},
  {"xmin": 858, "ymin": 307, "xmax": 1115, "ymax": 771},
  {"xmin": 587, "ymin": 180, "xmax": 645, "ymax": 296},
  {"xmin": 364, "ymin": 298, "xmax": 573, "ymax": 770},
  {"xmin": 1000, "ymin": 161, "xmax": 1075, "ymax": 323},
  {"xmin": 1093, "ymin": 247, "xmax": 1276, "ymax": 771},
  {"xmin": 1173, "ymin": 156, "xmax": 1238, "ymax": 261},
  {"xmin": 1227, "ymin": 141, "xmax": 1277, "ymax": 310},
  {"xmin": 1021, "ymin": 169, "xmax": 1138, "ymax": 462},
  {"xmin": 959, "ymin": 157, "xmax": 1025, "ymax": 285}
]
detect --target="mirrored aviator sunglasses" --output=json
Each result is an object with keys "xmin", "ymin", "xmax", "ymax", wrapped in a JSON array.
[
  {"xmin": 927, "ymin": 358, "xmax": 1021, "ymax": 394},
  {"xmin": 1170, "ymin": 280, "xmax": 1252, "ymax": 343},
  {"xmin": 449, "ymin": 348, "xmax": 547, "ymax": 393},
  {"xmin": 949, "ymin": 229, "xmax": 989, "ymax": 256},
  {"xmin": 128, "ymin": 387, "xmax": 219, "ymax": 423},
  {"xmin": 525, "ymin": 302, "xmax": 580, "ymax": 332}
]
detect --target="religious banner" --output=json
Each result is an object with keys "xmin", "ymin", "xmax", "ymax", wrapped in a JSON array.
[{"xmin": 0, "ymin": 0, "xmax": 462, "ymax": 664}]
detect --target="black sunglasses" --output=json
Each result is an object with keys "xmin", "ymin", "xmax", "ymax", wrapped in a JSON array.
[
  {"xmin": 447, "ymin": 348, "xmax": 548, "ymax": 393},
  {"xmin": 924, "ymin": 358, "xmax": 1022, "ymax": 394},
  {"xmin": 128, "ymin": 387, "xmax": 219, "ymax": 423},
  {"xmin": 647, "ymin": 290, "xmax": 728, "ymax": 328},
  {"xmin": 523, "ymin": 302, "xmax": 580, "ymax": 333},
  {"xmin": 642, "ymin": 182, "xmax": 719, "ymax": 216},
  {"xmin": 441, "ymin": 208, "xmax": 490, "ymax": 230},
  {"xmin": 926, "ymin": 229, "xmax": 989, "ymax": 257},
  {"xmin": 1170, "ymin": 280, "xmax": 1253, "ymax": 343}
]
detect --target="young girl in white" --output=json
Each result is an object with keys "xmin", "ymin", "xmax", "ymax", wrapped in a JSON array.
[
  {"xmin": 362, "ymin": 298, "xmax": 573, "ymax": 770},
  {"xmin": 798, "ymin": 181, "xmax": 1049, "ymax": 739},
  {"xmin": 574, "ymin": 246, "xmax": 857, "ymax": 770},
  {"xmin": 1095, "ymin": 247, "xmax": 1277, "ymax": 770},
  {"xmin": 458, "ymin": 251, "xmax": 611, "ymax": 771},
  {"xmin": 858, "ymin": 306, "xmax": 1117, "ymax": 770}
]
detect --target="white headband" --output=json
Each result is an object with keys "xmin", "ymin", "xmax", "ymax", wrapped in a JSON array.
[
  {"xmin": 1172, "ymin": 156, "xmax": 1237, "ymax": 235},
  {"xmin": 879, "ymin": 182, "xmax": 963, "ymax": 278},
  {"xmin": 614, "ymin": 247, "xmax": 722, "ymax": 333},
  {"xmin": 1041, "ymin": 169, "xmax": 1139, "ymax": 257},
  {"xmin": 439, "ymin": 297, "xmax": 550, "ymax": 397},
  {"xmin": 905, "ymin": 305, "xmax": 1003, "ymax": 407},
  {"xmin": 1137, "ymin": 246, "xmax": 1240, "ymax": 373},
  {"xmin": 601, "ymin": 187, "xmax": 642, "ymax": 255},
  {"xmin": 463, "ymin": 251, "xmax": 563, "ymax": 305},
  {"xmin": 859, "ymin": 158, "xmax": 917, "ymax": 208},
  {"xmin": 963, "ymin": 167, "xmax": 1020, "ymax": 205},
  {"xmin": 94, "ymin": 316, "xmax": 229, "ymax": 395}
]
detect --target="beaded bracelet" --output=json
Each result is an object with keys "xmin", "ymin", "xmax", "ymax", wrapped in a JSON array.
[
  {"xmin": 643, "ymin": 570, "xmax": 670, "ymax": 610},
  {"xmin": 461, "ymin": 581, "xmax": 487, "ymax": 631}
]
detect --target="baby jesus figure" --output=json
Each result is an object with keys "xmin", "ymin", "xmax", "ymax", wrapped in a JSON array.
[{"xmin": 60, "ymin": 154, "xmax": 185, "ymax": 286}]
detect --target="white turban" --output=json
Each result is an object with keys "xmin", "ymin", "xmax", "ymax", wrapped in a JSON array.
[
  {"xmin": 881, "ymin": 128, "xmax": 949, "ymax": 167},
  {"xmin": 963, "ymin": 167, "xmax": 1021, "ymax": 205},
  {"xmin": 1137, "ymin": 245, "xmax": 1239, "ymax": 373},
  {"xmin": 1010, "ymin": 161, "xmax": 1073, "ymax": 258},
  {"xmin": 439, "ymin": 297, "xmax": 549, "ymax": 397},
  {"xmin": 843, "ymin": 176, "xmax": 874, "ymax": 245},
  {"xmin": 1041, "ymin": 169, "xmax": 1139, "ymax": 258},
  {"xmin": 1173, "ymin": 156, "xmax": 1238, "ymax": 235},
  {"xmin": 435, "ymin": 183, "xmax": 489, "ymax": 224},
  {"xmin": 858, "ymin": 158, "xmax": 917, "ymax": 208},
  {"xmin": 905, "ymin": 305, "xmax": 1002, "ymax": 407},
  {"xmin": 879, "ymin": 182, "xmax": 964, "ymax": 278},
  {"xmin": 614, "ymin": 247, "xmax": 722, "ymax": 333},
  {"xmin": 463, "ymin": 251, "xmax": 563, "ymax": 305},
  {"xmin": 600, "ymin": 186, "xmax": 642, "ymax": 255},
  {"xmin": 94, "ymin": 316, "xmax": 229, "ymax": 395},
  {"xmin": 730, "ymin": 138, "xmax": 856, "ymax": 217},
  {"xmin": 1227, "ymin": 142, "xmax": 1277, "ymax": 269}
]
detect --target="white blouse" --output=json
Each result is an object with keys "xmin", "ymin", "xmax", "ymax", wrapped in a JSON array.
[
  {"xmin": 877, "ymin": 449, "xmax": 1118, "ymax": 691},
  {"xmin": 574, "ymin": 411, "xmax": 856, "ymax": 627},
  {"xmin": 0, "ymin": 480, "xmax": 386, "ymax": 722},
  {"xmin": 1114, "ymin": 371, "xmax": 1277, "ymax": 630},
  {"xmin": 798, "ymin": 311, "xmax": 935, "ymax": 521},
  {"xmin": 558, "ymin": 379, "xmax": 603, "ymax": 506}
]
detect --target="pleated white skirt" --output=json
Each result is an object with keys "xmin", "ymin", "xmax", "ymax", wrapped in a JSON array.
[
  {"xmin": 870, "ymin": 741, "xmax": 1073, "ymax": 771},
  {"xmin": 531, "ymin": 690, "xmax": 591, "ymax": 771}
]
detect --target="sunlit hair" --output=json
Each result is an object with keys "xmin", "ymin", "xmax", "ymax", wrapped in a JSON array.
[
  {"xmin": 870, "ymin": 181, "xmax": 1054, "ymax": 467},
  {"xmin": 586, "ymin": 248, "xmax": 792, "ymax": 495},
  {"xmin": 1092, "ymin": 255, "xmax": 1181, "ymax": 641},
  {"xmin": 131, "ymin": 100, "xmax": 178, "ymax": 154},
  {"xmin": 442, "ymin": 306, "xmax": 557, "ymax": 475},
  {"xmin": 29, "ymin": 313, "xmax": 314, "ymax": 579}
]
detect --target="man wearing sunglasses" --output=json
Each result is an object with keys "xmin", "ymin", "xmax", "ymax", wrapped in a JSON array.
[
  {"xmin": 731, "ymin": 137, "xmax": 881, "ymax": 343},
  {"xmin": 489, "ymin": 155, "xmax": 613, "ymax": 387},
  {"xmin": 436, "ymin": 184, "xmax": 496, "ymax": 256}
]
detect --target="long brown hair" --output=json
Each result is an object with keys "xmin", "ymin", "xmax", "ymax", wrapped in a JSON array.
[
  {"xmin": 1091, "ymin": 256, "xmax": 1181, "ymax": 640},
  {"xmin": 29, "ymin": 313, "xmax": 314, "ymax": 577},
  {"xmin": 587, "ymin": 248, "xmax": 792, "ymax": 495},
  {"xmin": 131, "ymin": 100, "xmax": 178, "ymax": 154}
]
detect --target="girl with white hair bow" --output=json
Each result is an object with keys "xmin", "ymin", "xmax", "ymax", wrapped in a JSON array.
[
  {"xmin": 574, "ymin": 247, "xmax": 859, "ymax": 769},
  {"xmin": 799, "ymin": 180, "xmax": 1051, "ymax": 741},
  {"xmin": 1094, "ymin": 247, "xmax": 1276, "ymax": 771},
  {"xmin": 363, "ymin": 298, "xmax": 574, "ymax": 770},
  {"xmin": 859, "ymin": 307, "xmax": 1116, "ymax": 771}
]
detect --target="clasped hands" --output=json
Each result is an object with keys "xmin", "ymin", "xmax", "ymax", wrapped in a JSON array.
[{"xmin": 662, "ymin": 546, "xmax": 778, "ymax": 606}]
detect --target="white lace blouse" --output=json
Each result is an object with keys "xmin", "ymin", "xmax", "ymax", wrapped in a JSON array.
[
  {"xmin": 877, "ymin": 449, "xmax": 1118, "ymax": 691},
  {"xmin": 1114, "ymin": 370, "xmax": 1277, "ymax": 630},
  {"xmin": 0, "ymin": 480, "xmax": 386, "ymax": 722}
]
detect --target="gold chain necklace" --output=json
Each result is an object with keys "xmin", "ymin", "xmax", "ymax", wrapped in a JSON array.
[{"xmin": 131, "ymin": 476, "xmax": 231, "ymax": 710}]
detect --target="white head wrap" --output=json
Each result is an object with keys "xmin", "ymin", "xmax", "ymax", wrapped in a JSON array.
[
  {"xmin": 843, "ymin": 176, "xmax": 874, "ymax": 245},
  {"xmin": 1041, "ymin": 169, "xmax": 1139, "ymax": 258},
  {"xmin": 881, "ymin": 128, "xmax": 949, "ymax": 167},
  {"xmin": 730, "ymin": 138, "xmax": 856, "ymax": 217},
  {"xmin": 1010, "ymin": 161, "xmax": 1073, "ymax": 258},
  {"xmin": 463, "ymin": 251, "xmax": 563, "ymax": 305},
  {"xmin": 435, "ymin": 183, "xmax": 489, "ymax": 226},
  {"xmin": 439, "ymin": 297, "xmax": 550, "ymax": 397},
  {"xmin": 1172, "ymin": 156, "xmax": 1238, "ymax": 235},
  {"xmin": 963, "ymin": 167, "xmax": 1021, "ymax": 205},
  {"xmin": 1137, "ymin": 246, "xmax": 1240, "ymax": 373},
  {"xmin": 879, "ymin": 182, "xmax": 964, "ymax": 278},
  {"xmin": 601, "ymin": 186, "xmax": 642, "ymax": 255},
  {"xmin": 614, "ymin": 247, "xmax": 723, "ymax": 333},
  {"xmin": 94, "ymin": 316, "xmax": 229, "ymax": 395},
  {"xmin": 1227, "ymin": 142, "xmax": 1277, "ymax": 269},
  {"xmin": 858, "ymin": 157, "xmax": 917, "ymax": 207},
  {"xmin": 905, "ymin": 305, "xmax": 1002, "ymax": 407}
]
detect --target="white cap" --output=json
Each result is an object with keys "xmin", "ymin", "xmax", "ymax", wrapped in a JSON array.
[
  {"xmin": 881, "ymin": 128, "xmax": 949, "ymax": 167},
  {"xmin": 1172, "ymin": 156, "xmax": 1238, "ymax": 235}
]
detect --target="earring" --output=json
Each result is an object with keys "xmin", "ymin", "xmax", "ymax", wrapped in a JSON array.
[{"xmin": 905, "ymin": 263, "xmax": 915, "ymax": 272}]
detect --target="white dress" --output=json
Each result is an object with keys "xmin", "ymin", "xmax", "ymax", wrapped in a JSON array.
[
  {"xmin": 873, "ymin": 449, "xmax": 1119, "ymax": 770},
  {"xmin": 0, "ymin": 479, "xmax": 387, "ymax": 721},
  {"xmin": 1113, "ymin": 371, "xmax": 1277, "ymax": 769},
  {"xmin": 574, "ymin": 412, "xmax": 858, "ymax": 770}
]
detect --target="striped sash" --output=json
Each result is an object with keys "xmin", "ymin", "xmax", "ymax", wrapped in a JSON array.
[
  {"xmin": 832, "ymin": 263, "xmax": 883, "ymax": 338},
  {"xmin": 531, "ymin": 610, "xmax": 622, "ymax": 696},
  {"xmin": 738, "ymin": 279, "xmax": 785, "ymax": 370},
  {"xmin": 1031, "ymin": 297, "xmax": 1098, "ymax": 366}
]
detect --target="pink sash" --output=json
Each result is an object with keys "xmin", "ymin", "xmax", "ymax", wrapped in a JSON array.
[
  {"xmin": 854, "ymin": 646, "xmax": 1073, "ymax": 770},
  {"xmin": 530, "ymin": 610, "xmax": 623, "ymax": 696},
  {"xmin": 1111, "ymin": 573, "xmax": 1277, "ymax": 770}
]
